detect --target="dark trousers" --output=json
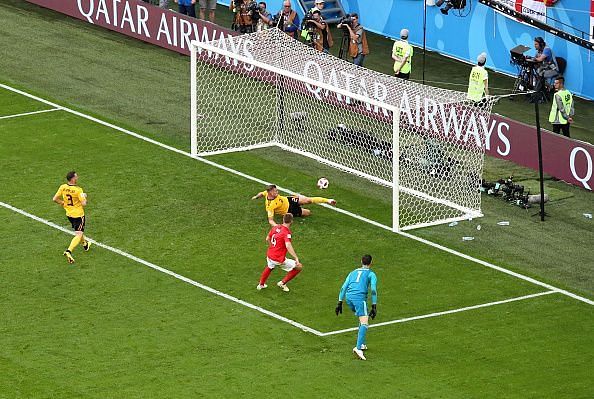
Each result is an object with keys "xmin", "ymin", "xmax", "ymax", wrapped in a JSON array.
[
  {"xmin": 353, "ymin": 54, "xmax": 365, "ymax": 67},
  {"xmin": 396, "ymin": 72, "xmax": 410, "ymax": 80},
  {"xmin": 179, "ymin": 4, "xmax": 196, "ymax": 17},
  {"xmin": 552, "ymin": 123, "xmax": 570, "ymax": 138}
]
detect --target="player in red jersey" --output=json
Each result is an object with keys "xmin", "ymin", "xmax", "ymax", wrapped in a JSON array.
[{"xmin": 257, "ymin": 213, "xmax": 303, "ymax": 292}]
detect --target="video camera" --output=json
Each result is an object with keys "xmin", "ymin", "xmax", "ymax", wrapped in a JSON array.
[
  {"xmin": 435, "ymin": 0, "xmax": 467, "ymax": 15},
  {"xmin": 338, "ymin": 15, "xmax": 354, "ymax": 28},
  {"xmin": 247, "ymin": 1, "xmax": 260, "ymax": 21},
  {"xmin": 481, "ymin": 176, "xmax": 531, "ymax": 209}
]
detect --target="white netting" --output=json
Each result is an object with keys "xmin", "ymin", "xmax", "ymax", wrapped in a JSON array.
[{"xmin": 191, "ymin": 29, "xmax": 496, "ymax": 230}]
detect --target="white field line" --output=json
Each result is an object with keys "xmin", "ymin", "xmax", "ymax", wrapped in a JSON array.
[
  {"xmin": 1, "ymin": 83, "xmax": 592, "ymax": 308},
  {"xmin": 0, "ymin": 201, "xmax": 324, "ymax": 337},
  {"xmin": 321, "ymin": 290, "xmax": 558, "ymax": 336},
  {"xmin": 0, "ymin": 108, "xmax": 60, "ymax": 120}
]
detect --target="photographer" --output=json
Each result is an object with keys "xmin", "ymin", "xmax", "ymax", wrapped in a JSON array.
[
  {"xmin": 256, "ymin": 2, "xmax": 272, "ymax": 31},
  {"xmin": 303, "ymin": 10, "xmax": 332, "ymax": 53},
  {"xmin": 337, "ymin": 13, "xmax": 368, "ymax": 67},
  {"xmin": 230, "ymin": 0, "xmax": 254, "ymax": 34},
  {"xmin": 274, "ymin": 1, "xmax": 300, "ymax": 39}
]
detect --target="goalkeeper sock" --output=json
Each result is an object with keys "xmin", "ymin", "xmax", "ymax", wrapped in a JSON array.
[
  {"xmin": 310, "ymin": 197, "xmax": 330, "ymax": 204},
  {"xmin": 259, "ymin": 266, "xmax": 273, "ymax": 285},
  {"xmin": 282, "ymin": 268, "xmax": 301, "ymax": 284},
  {"xmin": 356, "ymin": 323, "xmax": 368, "ymax": 350},
  {"xmin": 68, "ymin": 235, "xmax": 82, "ymax": 252}
]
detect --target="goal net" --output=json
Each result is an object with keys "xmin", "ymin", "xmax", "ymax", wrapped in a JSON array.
[{"xmin": 190, "ymin": 29, "xmax": 496, "ymax": 231}]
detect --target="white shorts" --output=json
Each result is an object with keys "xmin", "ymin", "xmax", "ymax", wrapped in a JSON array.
[{"xmin": 267, "ymin": 257, "xmax": 297, "ymax": 272}]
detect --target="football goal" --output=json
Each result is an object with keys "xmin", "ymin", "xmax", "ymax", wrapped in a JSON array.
[{"xmin": 190, "ymin": 29, "xmax": 496, "ymax": 231}]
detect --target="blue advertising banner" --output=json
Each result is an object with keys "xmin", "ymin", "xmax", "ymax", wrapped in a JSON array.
[{"xmin": 341, "ymin": 0, "xmax": 593, "ymax": 99}]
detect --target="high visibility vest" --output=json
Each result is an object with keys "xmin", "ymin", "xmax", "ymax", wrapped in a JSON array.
[
  {"xmin": 467, "ymin": 66, "xmax": 487, "ymax": 102},
  {"xmin": 392, "ymin": 40, "xmax": 413, "ymax": 74},
  {"xmin": 549, "ymin": 89, "xmax": 573, "ymax": 124}
]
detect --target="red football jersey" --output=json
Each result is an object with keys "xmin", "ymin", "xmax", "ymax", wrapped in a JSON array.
[{"xmin": 266, "ymin": 225, "xmax": 292, "ymax": 262}]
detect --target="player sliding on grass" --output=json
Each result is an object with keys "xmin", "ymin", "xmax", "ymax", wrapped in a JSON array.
[
  {"xmin": 52, "ymin": 171, "xmax": 91, "ymax": 264},
  {"xmin": 257, "ymin": 213, "xmax": 302, "ymax": 292},
  {"xmin": 251, "ymin": 184, "xmax": 336, "ymax": 227},
  {"xmin": 335, "ymin": 254, "xmax": 378, "ymax": 361}
]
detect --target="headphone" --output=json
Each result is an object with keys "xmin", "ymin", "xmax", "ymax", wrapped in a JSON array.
[{"xmin": 534, "ymin": 36, "xmax": 546, "ymax": 47}]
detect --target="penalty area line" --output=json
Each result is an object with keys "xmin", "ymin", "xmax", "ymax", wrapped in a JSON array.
[
  {"xmin": 321, "ymin": 290, "xmax": 559, "ymax": 336},
  {"xmin": 0, "ymin": 108, "xmax": 61, "ymax": 120},
  {"xmin": 0, "ymin": 200, "xmax": 324, "ymax": 337},
  {"xmin": 1, "ymin": 83, "xmax": 592, "ymax": 307}
]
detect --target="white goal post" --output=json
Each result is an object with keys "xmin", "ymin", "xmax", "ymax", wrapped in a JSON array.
[{"xmin": 190, "ymin": 29, "xmax": 496, "ymax": 231}]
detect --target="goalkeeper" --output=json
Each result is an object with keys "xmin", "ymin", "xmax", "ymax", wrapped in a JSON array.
[
  {"xmin": 251, "ymin": 184, "xmax": 336, "ymax": 227},
  {"xmin": 335, "ymin": 254, "xmax": 378, "ymax": 361}
]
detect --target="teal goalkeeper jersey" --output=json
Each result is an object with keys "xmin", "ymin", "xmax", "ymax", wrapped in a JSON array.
[{"xmin": 338, "ymin": 268, "xmax": 378, "ymax": 304}]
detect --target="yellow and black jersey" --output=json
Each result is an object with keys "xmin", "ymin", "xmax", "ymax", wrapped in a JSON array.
[
  {"xmin": 260, "ymin": 190, "xmax": 290, "ymax": 219},
  {"xmin": 55, "ymin": 184, "xmax": 86, "ymax": 218}
]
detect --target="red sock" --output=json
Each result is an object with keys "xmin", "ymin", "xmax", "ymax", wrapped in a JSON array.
[
  {"xmin": 282, "ymin": 268, "xmax": 301, "ymax": 284},
  {"xmin": 259, "ymin": 267, "xmax": 273, "ymax": 285}
]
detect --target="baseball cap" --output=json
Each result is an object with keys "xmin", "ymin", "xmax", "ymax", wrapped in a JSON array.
[
  {"xmin": 400, "ymin": 28, "xmax": 409, "ymax": 39},
  {"xmin": 315, "ymin": 0, "xmax": 324, "ymax": 3},
  {"xmin": 477, "ymin": 52, "xmax": 487, "ymax": 64}
]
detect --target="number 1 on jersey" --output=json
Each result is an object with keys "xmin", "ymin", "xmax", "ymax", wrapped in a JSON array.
[{"xmin": 355, "ymin": 270, "xmax": 363, "ymax": 283}]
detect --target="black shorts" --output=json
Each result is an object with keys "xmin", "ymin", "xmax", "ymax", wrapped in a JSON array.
[
  {"xmin": 396, "ymin": 72, "xmax": 410, "ymax": 80},
  {"xmin": 67, "ymin": 216, "xmax": 86, "ymax": 232},
  {"xmin": 287, "ymin": 196, "xmax": 302, "ymax": 217}
]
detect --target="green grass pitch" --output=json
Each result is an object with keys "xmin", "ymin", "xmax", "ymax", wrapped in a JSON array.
[{"xmin": 0, "ymin": 1, "xmax": 593, "ymax": 397}]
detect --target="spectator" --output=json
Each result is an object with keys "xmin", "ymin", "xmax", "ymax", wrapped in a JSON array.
[
  {"xmin": 467, "ymin": 52, "xmax": 489, "ymax": 102},
  {"xmin": 392, "ymin": 28, "xmax": 413, "ymax": 80},
  {"xmin": 159, "ymin": 0, "xmax": 169, "ymax": 10},
  {"xmin": 199, "ymin": 0, "xmax": 216, "ymax": 23},
  {"xmin": 230, "ymin": 0, "xmax": 254, "ymax": 33},
  {"xmin": 549, "ymin": 76, "xmax": 574, "ymax": 138},
  {"xmin": 311, "ymin": 0, "xmax": 324, "ymax": 12},
  {"xmin": 175, "ymin": 0, "xmax": 196, "ymax": 18},
  {"xmin": 275, "ymin": 1, "xmax": 300, "ymax": 39},
  {"xmin": 338, "ymin": 13, "xmax": 368, "ymax": 67}
]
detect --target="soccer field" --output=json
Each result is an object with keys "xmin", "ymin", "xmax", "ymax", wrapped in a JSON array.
[
  {"xmin": 1, "ymin": 1, "xmax": 593, "ymax": 396},
  {"xmin": 1, "ymin": 81, "xmax": 593, "ymax": 397}
]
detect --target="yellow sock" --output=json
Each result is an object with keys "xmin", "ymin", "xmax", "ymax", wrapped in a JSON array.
[
  {"xmin": 68, "ymin": 235, "xmax": 83, "ymax": 252},
  {"xmin": 311, "ymin": 197, "xmax": 330, "ymax": 204}
]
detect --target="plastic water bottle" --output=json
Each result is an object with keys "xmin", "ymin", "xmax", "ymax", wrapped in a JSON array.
[
  {"xmin": 448, "ymin": 221, "xmax": 458, "ymax": 227},
  {"xmin": 497, "ymin": 221, "xmax": 510, "ymax": 226},
  {"xmin": 462, "ymin": 236, "xmax": 474, "ymax": 241}
]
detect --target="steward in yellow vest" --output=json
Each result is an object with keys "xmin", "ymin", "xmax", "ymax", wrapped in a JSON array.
[
  {"xmin": 392, "ymin": 28, "xmax": 413, "ymax": 80},
  {"xmin": 467, "ymin": 52, "xmax": 489, "ymax": 102},
  {"xmin": 549, "ymin": 76, "xmax": 574, "ymax": 138}
]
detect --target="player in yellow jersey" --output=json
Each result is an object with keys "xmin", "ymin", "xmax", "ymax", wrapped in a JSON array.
[
  {"xmin": 251, "ymin": 184, "xmax": 336, "ymax": 227},
  {"xmin": 52, "ymin": 171, "xmax": 90, "ymax": 264}
]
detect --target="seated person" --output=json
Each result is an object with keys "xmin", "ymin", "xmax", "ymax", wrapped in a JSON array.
[{"xmin": 527, "ymin": 36, "xmax": 558, "ymax": 87}]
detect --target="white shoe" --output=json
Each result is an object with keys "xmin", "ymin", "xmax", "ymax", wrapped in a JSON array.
[
  {"xmin": 277, "ymin": 281, "xmax": 290, "ymax": 292},
  {"xmin": 256, "ymin": 284, "xmax": 267, "ymax": 290},
  {"xmin": 328, "ymin": 199, "xmax": 337, "ymax": 206},
  {"xmin": 360, "ymin": 344, "xmax": 368, "ymax": 351},
  {"xmin": 353, "ymin": 347, "xmax": 366, "ymax": 360}
]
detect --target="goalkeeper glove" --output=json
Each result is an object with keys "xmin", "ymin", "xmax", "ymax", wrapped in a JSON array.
[
  {"xmin": 335, "ymin": 301, "xmax": 343, "ymax": 316},
  {"xmin": 369, "ymin": 304, "xmax": 377, "ymax": 320}
]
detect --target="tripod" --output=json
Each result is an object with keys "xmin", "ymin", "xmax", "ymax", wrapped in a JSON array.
[{"xmin": 338, "ymin": 31, "xmax": 350, "ymax": 60}]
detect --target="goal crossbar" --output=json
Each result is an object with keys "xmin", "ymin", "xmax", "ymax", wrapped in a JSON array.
[{"xmin": 190, "ymin": 30, "xmax": 491, "ymax": 231}]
